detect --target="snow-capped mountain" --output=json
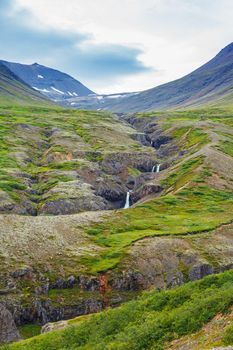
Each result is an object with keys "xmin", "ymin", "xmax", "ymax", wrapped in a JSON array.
[{"xmin": 0, "ymin": 60, "xmax": 95, "ymax": 101}]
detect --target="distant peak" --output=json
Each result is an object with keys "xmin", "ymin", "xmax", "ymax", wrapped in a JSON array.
[
  {"xmin": 217, "ymin": 42, "xmax": 233, "ymax": 56},
  {"xmin": 32, "ymin": 62, "xmax": 39, "ymax": 66}
]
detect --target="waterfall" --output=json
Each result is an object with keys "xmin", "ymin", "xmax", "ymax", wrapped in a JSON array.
[
  {"xmin": 150, "ymin": 140, "xmax": 153, "ymax": 147},
  {"xmin": 124, "ymin": 191, "xmax": 131, "ymax": 209},
  {"xmin": 152, "ymin": 164, "xmax": 161, "ymax": 173}
]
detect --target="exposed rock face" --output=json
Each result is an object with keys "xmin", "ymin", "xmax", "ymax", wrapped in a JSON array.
[
  {"xmin": 41, "ymin": 320, "xmax": 68, "ymax": 334},
  {"xmin": 0, "ymin": 304, "xmax": 20, "ymax": 344},
  {"xmin": 132, "ymin": 183, "xmax": 163, "ymax": 203},
  {"xmin": 101, "ymin": 152, "xmax": 157, "ymax": 175},
  {"xmin": 120, "ymin": 223, "xmax": 233, "ymax": 290},
  {"xmin": 151, "ymin": 135, "xmax": 172, "ymax": 149},
  {"xmin": 109, "ymin": 270, "xmax": 144, "ymax": 291},
  {"xmin": 96, "ymin": 180, "xmax": 126, "ymax": 208},
  {"xmin": 189, "ymin": 263, "xmax": 214, "ymax": 281},
  {"xmin": 39, "ymin": 196, "xmax": 109, "ymax": 215}
]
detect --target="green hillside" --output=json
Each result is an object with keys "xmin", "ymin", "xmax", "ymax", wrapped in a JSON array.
[
  {"xmin": 0, "ymin": 102, "xmax": 232, "ymax": 345},
  {"xmin": 2, "ymin": 271, "xmax": 233, "ymax": 350},
  {"xmin": 96, "ymin": 43, "xmax": 233, "ymax": 112}
]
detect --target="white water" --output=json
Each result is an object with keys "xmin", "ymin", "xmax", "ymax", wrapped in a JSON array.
[
  {"xmin": 152, "ymin": 164, "xmax": 161, "ymax": 173},
  {"xmin": 124, "ymin": 191, "xmax": 131, "ymax": 209}
]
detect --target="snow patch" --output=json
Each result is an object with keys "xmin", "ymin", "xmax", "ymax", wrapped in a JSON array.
[
  {"xmin": 51, "ymin": 87, "xmax": 65, "ymax": 94},
  {"xmin": 73, "ymin": 92, "xmax": 78, "ymax": 96},
  {"xmin": 67, "ymin": 91, "xmax": 73, "ymax": 96},
  {"xmin": 33, "ymin": 87, "xmax": 50, "ymax": 93},
  {"xmin": 37, "ymin": 75, "xmax": 44, "ymax": 79},
  {"xmin": 106, "ymin": 94, "xmax": 124, "ymax": 99}
]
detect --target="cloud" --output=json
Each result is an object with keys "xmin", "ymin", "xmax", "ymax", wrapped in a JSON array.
[
  {"xmin": 0, "ymin": 0, "xmax": 153, "ymax": 93},
  {"xmin": 1, "ymin": 0, "xmax": 233, "ymax": 93},
  {"xmin": 58, "ymin": 44, "xmax": 152, "ymax": 79}
]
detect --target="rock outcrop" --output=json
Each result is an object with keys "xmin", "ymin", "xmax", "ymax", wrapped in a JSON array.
[{"xmin": 0, "ymin": 304, "xmax": 20, "ymax": 344}]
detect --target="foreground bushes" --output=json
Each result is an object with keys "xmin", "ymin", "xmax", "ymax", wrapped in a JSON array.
[{"xmin": 3, "ymin": 270, "xmax": 233, "ymax": 350}]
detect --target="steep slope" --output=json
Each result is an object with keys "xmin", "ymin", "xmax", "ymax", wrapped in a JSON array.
[
  {"xmin": 87, "ymin": 43, "xmax": 233, "ymax": 112},
  {"xmin": 0, "ymin": 60, "xmax": 95, "ymax": 101},
  {"xmin": 0, "ymin": 62, "xmax": 49, "ymax": 105},
  {"xmin": 2, "ymin": 271, "xmax": 233, "ymax": 350}
]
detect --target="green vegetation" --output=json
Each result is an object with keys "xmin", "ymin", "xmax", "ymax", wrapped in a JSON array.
[
  {"xmin": 162, "ymin": 156, "xmax": 204, "ymax": 192},
  {"xmin": 171, "ymin": 126, "xmax": 209, "ymax": 152},
  {"xmin": 218, "ymin": 139, "xmax": 233, "ymax": 157},
  {"xmin": 0, "ymin": 105, "xmax": 145, "ymax": 208},
  {"xmin": 137, "ymin": 107, "xmax": 233, "ymax": 126},
  {"xmin": 3, "ymin": 271, "xmax": 233, "ymax": 350},
  {"xmin": 84, "ymin": 184, "xmax": 233, "ymax": 272},
  {"xmin": 0, "ymin": 102, "xmax": 233, "ymax": 349},
  {"xmin": 18, "ymin": 324, "xmax": 41, "ymax": 340},
  {"xmin": 223, "ymin": 323, "xmax": 233, "ymax": 345}
]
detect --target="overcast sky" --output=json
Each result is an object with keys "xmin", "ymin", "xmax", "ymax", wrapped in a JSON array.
[{"xmin": 1, "ymin": 0, "xmax": 233, "ymax": 93}]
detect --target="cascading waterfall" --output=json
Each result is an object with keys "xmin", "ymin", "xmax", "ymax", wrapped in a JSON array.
[
  {"xmin": 124, "ymin": 191, "xmax": 131, "ymax": 209},
  {"xmin": 152, "ymin": 164, "xmax": 161, "ymax": 173}
]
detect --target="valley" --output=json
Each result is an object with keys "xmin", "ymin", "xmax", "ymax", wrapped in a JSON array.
[
  {"xmin": 0, "ymin": 39, "xmax": 233, "ymax": 349},
  {"xmin": 0, "ymin": 101, "xmax": 232, "ymax": 347}
]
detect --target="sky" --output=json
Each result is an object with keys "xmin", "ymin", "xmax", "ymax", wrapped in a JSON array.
[{"xmin": 1, "ymin": 0, "xmax": 233, "ymax": 94}]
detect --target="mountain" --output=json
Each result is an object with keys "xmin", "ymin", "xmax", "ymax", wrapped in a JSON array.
[
  {"xmin": 0, "ymin": 62, "xmax": 49, "ymax": 104},
  {"xmin": 0, "ymin": 60, "xmax": 95, "ymax": 101},
  {"xmin": 78, "ymin": 42, "xmax": 233, "ymax": 112}
]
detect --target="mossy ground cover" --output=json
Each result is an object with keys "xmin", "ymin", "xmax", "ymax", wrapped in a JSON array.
[
  {"xmin": 18, "ymin": 324, "xmax": 41, "ymax": 340},
  {"xmin": 0, "ymin": 105, "xmax": 146, "ymax": 206},
  {"xmin": 171, "ymin": 126, "xmax": 209, "ymax": 152},
  {"xmin": 217, "ymin": 139, "xmax": 233, "ymax": 157},
  {"xmin": 83, "ymin": 183, "xmax": 233, "ymax": 273},
  {"xmin": 136, "ymin": 107, "xmax": 233, "ymax": 126},
  {"xmin": 0, "ymin": 104, "xmax": 231, "ymax": 208},
  {"xmin": 2, "ymin": 271, "xmax": 233, "ymax": 350}
]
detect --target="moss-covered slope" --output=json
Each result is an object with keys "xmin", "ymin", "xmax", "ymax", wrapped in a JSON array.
[{"xmin": 2, "ymin": 271, "xmax": 233, "ymax": 350}]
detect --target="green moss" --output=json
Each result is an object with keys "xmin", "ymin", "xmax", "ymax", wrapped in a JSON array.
[
  {"xmin": 127, "ymin": 167, "xmax": 141, "ymax": 176},
  {"xmin": 86, "ymin": 153, "xmax": 104, "ymax": 162},
  {"xmin": 172, "ymin": 127, "xmax": 209, "ymax": 152},
  {"xmin": 48, "ymin": 287, "xmax": 101, "ymax": 307},
  {"xmin": 162, "ymin": 156, "xmax": 204, "ymax": 193},
  {"xmin": 18, "ymin": 324, "xmax": 41, "ymax": 340},
  {"xmin": 83, "ymin": 185, "xmax": 233, "ymax": 273},
  {"xmin": 217, "ymin": 139, "xmax": 233, "ymax": 157},
  {"xmin": 48, "ymin": 161, "xmax": 81, "ymax": 170},
  {"xmin": 222, "ymin": 323, "xmax": 233, "ymax": 345}
]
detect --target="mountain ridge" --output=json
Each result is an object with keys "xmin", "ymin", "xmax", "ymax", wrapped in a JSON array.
[
  {"xmin": 66, "ymin": 42, "xmax": 233, "ymax": 112},
  {"xmin": 0, "ymin": 60, "xmax": 95, "ymax": 102},
  {"xmin": 0, "ymin": 62, "xmax": 49, "ymax": 104}
]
